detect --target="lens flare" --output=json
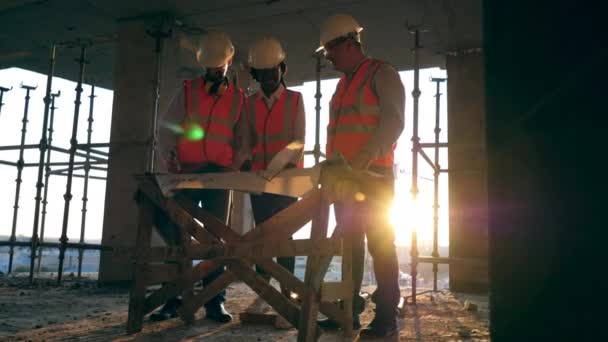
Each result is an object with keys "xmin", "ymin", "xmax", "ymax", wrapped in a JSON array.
[{"xmin": 185, "ymin": 123, "xmax": 205, "ymax": 141}]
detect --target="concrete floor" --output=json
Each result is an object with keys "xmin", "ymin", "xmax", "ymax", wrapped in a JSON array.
[{"xmin": 0, "ymin": 275, "xmax": 489, "ymax": 341}]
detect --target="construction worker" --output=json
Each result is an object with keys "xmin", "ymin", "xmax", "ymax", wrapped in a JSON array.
[
  {"xmin": 246, "ymin": 37, "xmax": 305, "ymax": 295},
  {"xmin": 151, "ymin": 31, "xmax": 253, "ymax": 323},
  {"xmin": 315, "ymin": 14, "xmax": 405, "ymax": 338}
]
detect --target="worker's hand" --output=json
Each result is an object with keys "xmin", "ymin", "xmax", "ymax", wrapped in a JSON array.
[{"xmin": 349, "ymin": 150, "xmax": 373, "ymax": 172}]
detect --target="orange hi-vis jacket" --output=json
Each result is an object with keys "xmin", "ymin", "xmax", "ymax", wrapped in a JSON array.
[
  {"xmin": 176, "ymin": 78, "xmax": 244, "ymax": 169},
  {"xmin": 326, "ymin": 58, "xmax": 395, "ymax": 168},
  {"xmin": 249, "ymin": 89, "xmax": 303, "ymax": 171}
]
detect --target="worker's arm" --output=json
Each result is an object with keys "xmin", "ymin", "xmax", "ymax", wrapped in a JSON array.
[
  {"xmin": 351, "ymin": 63, "xmax": 405, "ymax": 170},
  {"xmin": 231, "ymin": 96, "xmax": 257, "ymax": 171},
  {"xmin": 290, "ymin": 93, "xmax": 306, "ymax": 166}
]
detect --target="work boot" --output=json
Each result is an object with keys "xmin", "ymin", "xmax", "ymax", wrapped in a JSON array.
[
  {"xmin": 359, "ymin": 313, "xmax": 397, "ymax": 339},
  {"xmin": 205, "ymin": 303, "xmax": 233, "ymax": 323},
  {"xmin": 149, "ymin": 297, "xmax": 182, "ymax": 322}
]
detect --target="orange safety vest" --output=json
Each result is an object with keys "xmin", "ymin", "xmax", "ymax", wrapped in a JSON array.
[
  {"xmin": 176, "ymin": 78, "xmax": 244, "ymax": 169},
  {"xmin": 249, "ymin": 89, "xmax": 303, "ymax": 171},
  {"xmin": 326, "ymin": 58, "xmax": 395, "ymax": 168}
]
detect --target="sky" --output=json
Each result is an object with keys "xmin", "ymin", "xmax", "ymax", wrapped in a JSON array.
[{"xmin": 0, "ymin": 66, "xmax": 448, "ymax": 247}]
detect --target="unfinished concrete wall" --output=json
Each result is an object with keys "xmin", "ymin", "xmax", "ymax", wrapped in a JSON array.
[{"xmin": 447, "ymin": 50, "xmax": 489, "ymax": 292}]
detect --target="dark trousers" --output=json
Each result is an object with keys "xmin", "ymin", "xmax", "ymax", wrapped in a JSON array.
[
  {"xmin": 156, "ymin": 188, "xmax": 231, "ymax": 309},
  {"xmin": 250, "ymin": 193, "xmax": 297, "ymax": 292},
  {"xmin": 335, "ymin": 177, "xmax": 400, "ymax": 319}
]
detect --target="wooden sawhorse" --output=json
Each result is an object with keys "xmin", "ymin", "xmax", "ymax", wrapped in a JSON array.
[{"xmin": 126, "ymin": 170, "xmax": 360, "ymax": 341}]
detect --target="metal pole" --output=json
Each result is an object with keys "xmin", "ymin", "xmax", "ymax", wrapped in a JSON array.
[
  {"xmin": 408, "ymin": 26, "xmax": 423, "ymax": 305},
  {"xmin": 37, "ymin": 90, "xmax": 60, "ymax": 273},
  {"xmin": 28, "ymin": 45, "xmax": 56, "ymax": 283},
  {"xmin": 77, "ymin": 83, "xmax": 96, "ymax": 277},
  {"xmin": 146, "ymin": 27, "xmax": 170, "ymax": 173},
  {"xmin": 0, "ymin": 86, "xmax": 13, "ymax": 118},
  {"xmin": 431, "ymin": 77, "xmax": 446, "ymax": 292},
  {"xmin": 57, "ymin": 45, "xmax": 87, "ymax": 284},
  {"xmin": 313, "ymin": 52, "xmax": 323, "ymax": 165},
  {"xmin": 8, "ymin": 83, "xmax": 37, "ymax": 274}
]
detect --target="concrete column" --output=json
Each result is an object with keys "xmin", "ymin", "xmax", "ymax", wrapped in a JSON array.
[
  {"xmin": 98, "ymin": 20, "xmax": 160, "ymax": 283},
  {"xmin": 447, "ymin": 50, "xmax": 489, "ymax": 292}
]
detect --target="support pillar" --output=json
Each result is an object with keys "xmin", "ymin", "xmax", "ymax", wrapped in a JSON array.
[
  {"xmin": 447, "ymin": 49, "xmax": 489, "ymax": 292},
  {"xmin": 99, "ymin": 20, "xmax": 157, "ymax": 283}
]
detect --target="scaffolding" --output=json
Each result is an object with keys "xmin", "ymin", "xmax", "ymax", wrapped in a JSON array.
[{"xmin": 0, "ymin": 42, "xmax": 110, "ymax": 284}]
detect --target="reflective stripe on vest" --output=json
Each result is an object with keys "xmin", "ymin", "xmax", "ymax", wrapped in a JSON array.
[
  {"xmin": 326, "ymin": 58, "xmax": 395, "ymax": 168},
  {"xmin": 176, "ymin": 78, "xmax": 243, "ymax": 168},
  {"xmin": 250, "ymin": 89, "xmax": 301, "ymax": 171}
]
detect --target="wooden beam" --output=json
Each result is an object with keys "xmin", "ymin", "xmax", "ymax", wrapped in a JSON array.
[
  {"xmin": 229, "ymin": 261, "xmax": 324, "ymax": 340},
  {"xmin": 141, "ymin": 259, "xmax": 226, "ymax": 316},
  {"xmin": 298, "ymin": 197, "xmax": 330, "ymax": 342},
  {"xmin": 186, "ymin": 238, "xmax": 342, "ymax": 260},
  {"xmin": 176, "ymin": 197, "xmax": 242, "ymax": 243},
  {"xmin": 155, "ymin": 166, "xmax": 320, "ymax": 198},
  {"xmin": 126, "ymin": 195, "xmax": 155, "ymax": 334},
  {"xmin": 138, "ymin": 180, "xmax": 221, "ymax": 247},
  {"xmin": 243, "ymin": 189, "xmax": 321, "ymax": 242},
  {"xmin": 256, "ymin": 259, "xmax": 345, "ymax": 324},
  {"xmin": 340, "ymin": 235, "xmax": 354, "ymax": 338}
]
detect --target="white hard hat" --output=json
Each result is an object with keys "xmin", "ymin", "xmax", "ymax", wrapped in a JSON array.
[
  {"xmin": 248, "ymin": 37, "xmax": 286, "ymax": 69},
  {"xmin": 317, "ymin": 14, "xmax": 363, "ymax": 51},
  {"xmin": 196, "ymin": 31, "xmax": 235, "ymax": 68}
]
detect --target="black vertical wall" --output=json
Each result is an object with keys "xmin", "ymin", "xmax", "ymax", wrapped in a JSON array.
[{"xmin": 485, "ymin": 1, "xmax": 607, "ymax": 340}]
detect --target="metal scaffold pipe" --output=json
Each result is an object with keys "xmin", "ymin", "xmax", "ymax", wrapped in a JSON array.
[
  {"xmin": 146, "ymin": 23, "xmax": 171, "ymax": 173},
  {"xmin": 57, "ymin": 45, "xmax": 87, "ymax": 284},
  {"xmin": 408, "ymin": 25, "xmax": 423, "ymax": 305},
  {"xmin": 8, "ymin": 83, "xmax": 37, "ymax": 274},
  {"xmin": 37, "ymin": 90, "xmax": 61, "ymax": 273},
  {"xmin": 78, "ymin": 83, "xmax": 96, "ymax": 277},
  {"xmin": 430, "ymin": 77, "xmax": 446, "ymax": 291},
  {"xmin": 28, "ymin": 45, "xmax": 57, "ymax": 284},
  {"xmin": 314, "ymin": 52, "xmax": 323, "ymax": 165},
  {"xmin": 0, "ymin": 85, "xmax": 13, "ymax": 118}
]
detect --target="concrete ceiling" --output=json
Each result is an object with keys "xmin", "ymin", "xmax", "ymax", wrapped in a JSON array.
[{"xmin": 0, "ymin": 0, "xmax": 481, "ymax": 88}]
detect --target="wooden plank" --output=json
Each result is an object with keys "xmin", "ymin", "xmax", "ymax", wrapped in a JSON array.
[
  {"xmin": 126, "ymin": 195, "xmax": 155, "ymax": 334},
  {"xmin": 138, "ymin": 181, "xmax": 221, "ymax": 247},
  {"xmin": 155, "ymin": 166, "xmax": 320, "ymax": 198},
  {"xmin": 178, "ymin": 270, "xmax": 237, "ymax": 324},
  {"xmin": 229, "ymin": 261, "xmax": 321, "ymax": 339},
  {"xmin": 243, "ymin": 189, "xmax": 321, "ymax": 242},
  {"xmin": 186, "ymin": 244, "xmax": 225, "ymax": 260},
  {"xmin": 340, "ymin": 235, "xmax": 354, "ymax": 338},
  {"xmin": 257, "ymin": 259, "xmax": 344, "ymax": 324},
  {"xmin": 176, "ymin": 196, "xmax": 242, "ymax": 243},
  {"xmin": 239, "ymin": 312, "xmax": 278, "ymax": 325},
  {"xmin": 187, "ymin": 238, "xmax": 342, "ymax": 260},
  {"xmin": 298, "ymin": 198, "xmax": 330, "ymax": 342},
  {"xmin": 142, "ymin": 259, "xmax": 225, "ymax": 316},
  {"xmin": 144, "ymin": 263, "xmax": 179, "ymax": 285}
]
